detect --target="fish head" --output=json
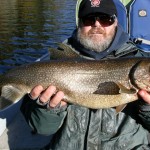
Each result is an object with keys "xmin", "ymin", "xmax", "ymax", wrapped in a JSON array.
[{"xmin": 131, "ymin": 59, "xmax": 150, "ymax": 92}]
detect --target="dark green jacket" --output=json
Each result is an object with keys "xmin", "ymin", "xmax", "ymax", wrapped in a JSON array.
[{"xmin": 21, "ymin": 26, "xmax": 150, "ymax": 150}]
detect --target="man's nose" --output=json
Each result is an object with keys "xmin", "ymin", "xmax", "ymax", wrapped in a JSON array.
[{"xmin": 93, "ymin": 19, "xmax": 102, "ymax": 27}]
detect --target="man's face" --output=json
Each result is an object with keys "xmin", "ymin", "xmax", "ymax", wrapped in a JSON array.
[{"xmin": 77, "ymin": 13, "xmax": 118, "ymax": 53}]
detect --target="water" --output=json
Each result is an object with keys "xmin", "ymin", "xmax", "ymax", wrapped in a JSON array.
[{"xmin": 0, "ymin": 0, "xmax": 76, "ymax": 74}]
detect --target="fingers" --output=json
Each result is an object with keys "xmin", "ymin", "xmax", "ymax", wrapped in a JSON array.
[
  {"xmin": 30, "ymin": 85, "xmax": 44, "ymax": 99},
  {"xmin": 39, "ymin": 86, "xmax": 56, "ymax": 104},
  {"xmin": 49, "ymin": 91, "xmax": 65, "ymax": 108},
  {"xmin": 29, "ymin": 85, "xmax": 67, "ymax": 108},
  {"xmin": 138, "ymin": 90, "xmax": 150, "ymax": 104}
]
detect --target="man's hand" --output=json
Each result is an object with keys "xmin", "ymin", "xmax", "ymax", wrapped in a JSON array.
[
  {"xmin": 29, "ymin": 85, "xmax": 67, "ymax": 108},
  {"xmin": 138, "ymin": 90, "xmax": 150, "ymax": 104}
]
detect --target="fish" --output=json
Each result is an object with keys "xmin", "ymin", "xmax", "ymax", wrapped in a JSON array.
[{"xmin": 0, "ymin": 57, "xmax": 150, "ymax": 110}]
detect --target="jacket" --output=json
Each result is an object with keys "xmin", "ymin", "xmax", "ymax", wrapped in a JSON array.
[{"xmin": 21, "ymin": 26, "xmax": 150, "ymax": 150}]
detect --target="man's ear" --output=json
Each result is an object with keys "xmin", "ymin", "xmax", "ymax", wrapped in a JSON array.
[{"xmin": 115, "ymin": 18, "xmax": 118, "ymax": 26}]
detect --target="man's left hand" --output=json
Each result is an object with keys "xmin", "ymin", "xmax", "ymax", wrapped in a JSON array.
[{"xmin": 138, "ymin": 90, "xmax": 150, "ymax": 104}]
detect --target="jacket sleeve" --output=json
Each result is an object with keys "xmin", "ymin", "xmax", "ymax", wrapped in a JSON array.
[
  {"xmin": 20, "ymin": 94, "xmax": 67, "ymax": 135},
  {"xmin": 138, "ymin": 100, "xmax": 150, "ymax": 131}
]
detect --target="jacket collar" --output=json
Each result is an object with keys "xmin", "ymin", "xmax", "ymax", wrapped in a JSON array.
[{"xmin": 68, "ymin": 25, "xmax": 129, "ymax": 60}]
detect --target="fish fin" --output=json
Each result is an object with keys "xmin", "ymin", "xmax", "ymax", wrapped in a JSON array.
[
  {"xmin": 0, "ymin": 96, "xmax": 13, "ymax": 109},
  {"xmin": 116, "ymin": 82, "xmax": 136, "ymax": 94},
  {"xmin": 49, "ymin": 43, "xmax": 79, "ymax": 59},
  {"xmin": 1, "ymin": 84, "xmax": 26, "ymax": 103},
  {"xmin": 94, "ymin": 82, "xmax": 120, "ymax": 94},
  {"xmin": 115, "ymin": 104, "xmax": 127, "ymax": 114}
]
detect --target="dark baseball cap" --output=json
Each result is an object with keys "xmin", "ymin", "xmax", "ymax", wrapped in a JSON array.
[{"xmin": 78, "ymin": 0, "xmax": 117, "ymax": 18}]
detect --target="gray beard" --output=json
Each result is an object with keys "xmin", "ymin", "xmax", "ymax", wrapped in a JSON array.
[{"xmin": 77, "ymin": 28, "xmax": 115, "ymax": 53}]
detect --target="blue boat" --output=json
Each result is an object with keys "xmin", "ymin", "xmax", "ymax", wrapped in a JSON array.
[{"xmin": 0, "ymin": 52, "xmax": 52, "ymax": 149}]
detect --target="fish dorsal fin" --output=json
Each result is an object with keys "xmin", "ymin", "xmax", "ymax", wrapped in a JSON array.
[
  {"xmin": 49, "ymin": 43, "xmax": 79, "ymax": 59},
  {"xmin": 1, "ymin": 84, "xmax": 26, "ymax": 103}
]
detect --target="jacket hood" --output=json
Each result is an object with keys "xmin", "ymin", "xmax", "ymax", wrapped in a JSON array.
[{"xmin": 68, "ymin": 25, "xmax": 129, "ymax": 60}]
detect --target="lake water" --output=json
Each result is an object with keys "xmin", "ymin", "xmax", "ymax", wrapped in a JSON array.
[{"xmin": 0, "ymin": 0, "xmax": 76, "ymax": 74}]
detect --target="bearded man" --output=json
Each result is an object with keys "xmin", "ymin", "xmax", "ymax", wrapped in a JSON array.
[{"xmin": 21, "ymin": 0, "xmax": 150, "ymax": 149}]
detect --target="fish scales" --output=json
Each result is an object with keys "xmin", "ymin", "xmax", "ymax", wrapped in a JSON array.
[{"xmin": 0, "ymin": 57, "xmax": 150, "ymax": 109}]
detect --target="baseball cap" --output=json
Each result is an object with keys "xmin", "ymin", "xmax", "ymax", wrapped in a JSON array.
[{"xmin": 78, "ymin": 0, "xmax": 117, "ymax": 18}]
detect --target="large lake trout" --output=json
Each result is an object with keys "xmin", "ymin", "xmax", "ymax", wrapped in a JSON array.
[{"xmin": 0, "ymin": 58, "xmax": 150, "ymax": 110}]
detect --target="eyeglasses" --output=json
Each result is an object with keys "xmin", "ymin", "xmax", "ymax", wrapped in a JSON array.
[{"xmin": 81, "ymin": 14, "xmax": 116, "ymax": 27}]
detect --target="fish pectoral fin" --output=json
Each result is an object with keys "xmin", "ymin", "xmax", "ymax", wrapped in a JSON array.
[
  {"xmin": 95, "ymin": 82, "xmax": 120, "ymax": 94},
  {"xmin": 1, "ymin": 84, "xmax": 25, "ymax": 103},
  {"xmin": 116, "ymin": 82, "xmax": 136, "ymax": 94},
  {"xmin": 115, "ymin": 104, "xmax": 127, "ymax": 113}
]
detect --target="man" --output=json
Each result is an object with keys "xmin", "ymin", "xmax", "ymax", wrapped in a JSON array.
[{"xmin": 21, "ymin": 0, "xmax": 150, "ymax": 149}]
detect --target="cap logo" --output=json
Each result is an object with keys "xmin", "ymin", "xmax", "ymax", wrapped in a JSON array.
[{"xmin": 90, "ymin": 0, "xmax": 101, "ymax": 7}]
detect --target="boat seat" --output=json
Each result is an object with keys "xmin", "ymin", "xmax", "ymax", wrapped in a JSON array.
[{"xmin": 129, "ymin": 0, "xmax": 150, "ymax": 52}]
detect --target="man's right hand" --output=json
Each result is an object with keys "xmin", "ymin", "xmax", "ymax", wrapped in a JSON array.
[{"xmin": 29, "ymin": 85, "xmax": 67, "ymax": 108}]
